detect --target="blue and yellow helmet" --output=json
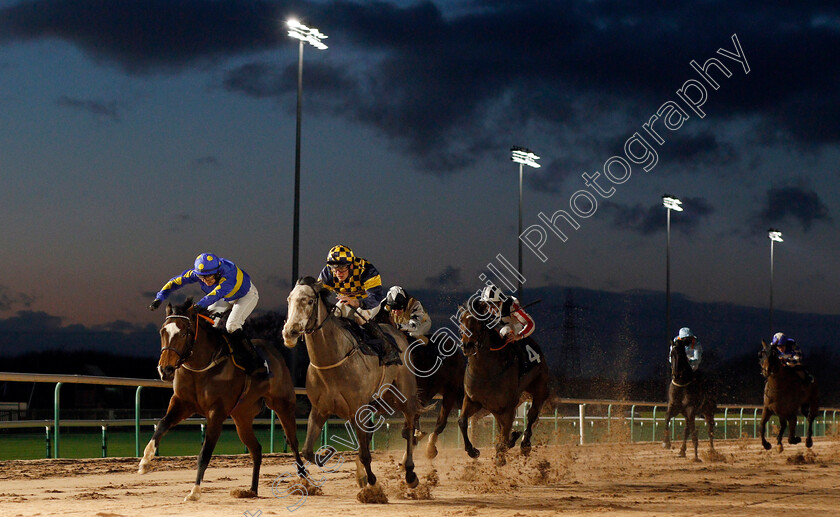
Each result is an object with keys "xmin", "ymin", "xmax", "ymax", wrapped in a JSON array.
[
  {"xmin": 194, "ymin": 252, "xmax": 221, "ymax": 276},
  {"xmin": 326, "ymin": 245, "xmax": 355, "ymax": 266}
]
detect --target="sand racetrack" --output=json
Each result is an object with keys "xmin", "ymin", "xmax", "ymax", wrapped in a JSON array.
[{"xmin": 1, "ymin": 438, "xmax": 838, "ymax": 516}]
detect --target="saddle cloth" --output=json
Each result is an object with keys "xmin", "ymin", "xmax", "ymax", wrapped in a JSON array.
[{"xmin": 335, "ymin": 318, "xmax": 400, "ymax": 359}]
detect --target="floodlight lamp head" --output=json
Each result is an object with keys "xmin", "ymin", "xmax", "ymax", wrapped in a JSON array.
[
  {"xmin": 768, "ymin": 229, "xmax": 783, "ymax": 242},
  {"xmin": 662, "ymin": 195, "xmax": 683, "ymax": 212},
  {"xmin": 286, "ymin": 19, "xmax": 328, "ymax": 50},
  {"xmin": 510, "ymin": 146, "xmax": 540, "ymax": 168}
]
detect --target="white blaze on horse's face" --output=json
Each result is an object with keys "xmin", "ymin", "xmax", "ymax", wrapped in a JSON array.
[
  {"xmin": 158, "ymin": 318, "xmax": 189, "ymax": 381},
  {"xmin": 282, "ymin": 284, "xmax": 318, "ymax": 348}
]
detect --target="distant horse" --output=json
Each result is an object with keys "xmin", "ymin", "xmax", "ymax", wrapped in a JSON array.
[
  {"xmin": 282, "ymin": 277, "xmax": 420, "ymax": 490},
  {"xmin": 758, "ymin": 340, "xmax": 819, "ymax": 451},
  {"xmin": 139, "ymin": 299, "xmax": 304, "ymax": 501},
  {"xmin": 457, "ymin": 301, "xmax": 550, "ymax": 466},
  {"xmin": 662, "ymin": 341, "xmax": 717, "ymax": 461},
  {"xmin": 405, "ymin": 332, "xmax": 466, "ymax": 459}
]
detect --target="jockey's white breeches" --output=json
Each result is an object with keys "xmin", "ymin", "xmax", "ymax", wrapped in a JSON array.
[{"xmin": 208, "ymin": 284, "xmax": 259, "ymax": 333}]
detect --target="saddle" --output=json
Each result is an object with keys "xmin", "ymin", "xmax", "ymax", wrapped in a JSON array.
[{"xmin": 336, "ymin": 318, "xmax": 401, "ymax": 361}]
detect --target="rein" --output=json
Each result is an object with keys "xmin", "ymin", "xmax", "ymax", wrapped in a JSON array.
[
  {"xmin": 300, "ymin": 288, "xmax": 358, "ymax": 370},
  {"xmin": 160, "ymin": 313, "xmax": 226, "ymax": 372}
]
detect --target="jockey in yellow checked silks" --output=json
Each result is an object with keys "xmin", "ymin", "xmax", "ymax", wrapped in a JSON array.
[{"xmin": 317, "ymin": 245, "xmax": 403, "ymax": 365}]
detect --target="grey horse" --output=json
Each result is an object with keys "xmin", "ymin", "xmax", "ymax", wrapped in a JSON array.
[{"xmin": 282, "ymin": 277, "xmax": 420, "ymax": 490}]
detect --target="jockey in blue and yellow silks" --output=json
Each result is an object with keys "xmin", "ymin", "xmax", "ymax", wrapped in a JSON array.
[
  {"xmin": 317, "ymin": 245, "xmax": 401, "ymax": 365},
  {"xmin": 153, "ymin": 254, "xmax": 252, "ymax": 310},
  {"xmin": 149, "ymin": 252, "xmax": 267, "ymax": 379}
]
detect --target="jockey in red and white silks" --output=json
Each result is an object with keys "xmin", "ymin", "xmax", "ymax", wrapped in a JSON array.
[{"xmin": 481, "ymin": 285, "xmax": 535, "ymax": 344}]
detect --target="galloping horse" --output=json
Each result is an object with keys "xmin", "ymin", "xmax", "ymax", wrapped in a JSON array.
[
  {"xmin": 139, "ymin": 299, "xmax": 304, "ymax": 501},
  {"xmin": 457, "ymin": 301, "xmax": 550, "ymax": 466},
  {"xmin": 406, "ymin": 332, "xmax": 466, "ymax": 459},
  {"xmin": 282, "ymin": 277, "xmax": 420, "ymax": 489},
  {"xmin": 758, "ymin": 340, "xmax": 819, "ymax": 451},
  {"xmin": 662, "ymin": 341, "xmax": 717, "ymax": 461}
]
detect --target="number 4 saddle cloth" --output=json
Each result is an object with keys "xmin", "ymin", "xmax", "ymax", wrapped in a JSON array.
[{"xmin": 517, "ymin": 338, "xmax": 544, "ymax": 378}]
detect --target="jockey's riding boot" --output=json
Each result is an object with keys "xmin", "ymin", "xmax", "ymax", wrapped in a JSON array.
[
  {"xmin": 229, "ymin": 329, "xmax": 269, "ymax": 380},
  {"xmin": 362, "ymin": 321, "xmax": 403, "ymax": 366}
]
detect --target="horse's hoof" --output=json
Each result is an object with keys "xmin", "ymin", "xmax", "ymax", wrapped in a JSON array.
[
  {"xmin": 426, "ymin": 445, "xmax": 438, "ymax": 460},
  {"xmin": 405, "ymin": 471, "xmax": 418, "ymax": 489},
  {"xmin": 521, "ymin": 444, "xmax": 532, "ymax": 456},
  {"xmin": 789, "ymin": 437, "xmax": 801, "ymax": 445},
  {"xmin": 692, "ymin": 457, "xmax": 702, "ymax": 463},
  {"xmin": 230, "ymin": 488, "xmax": 257, "ymax": 498},
  {"xmin": 806, "ymin": 437, "xmax": 813, "ymax": 448},
  {"xmin": 662, "ymin": 441, "xmax": 671, "ymax": 449},
  {"xmin": 357, "ymin": 475, "xmax": 367, "ymax": 489},
  {"xmin": 678, "ymin": 450, "xmax": 686, "ymax": 458},
  {"xmin": 508, "ymin": 431, "xmax": 522, "ymax": 448},
  {"xmin": 762, "ymin": 442, "xmax": 771, "ymax": 451},
  {"xmin": 138, "ymin": 461, "xmax": 151, "ymax": 475},
  {"xmin": 184, "ymin": 486, "xmax": 201, "ymax": 502},
  {"xmin": 303, "ymin": 451, "xmax": 315, "ymax": 463},
  {"xmin": 495, "ymin": 454, "xmax": 507, "ymax": 467},
  {"xmin": 467, "ymin": 447, "xmax": 480, "ymax": 459}
]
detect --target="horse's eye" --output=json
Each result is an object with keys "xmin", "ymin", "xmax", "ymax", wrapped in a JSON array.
[{"xmin": 307, "ymin": 299, "xmax": 314, "ymax": 305}]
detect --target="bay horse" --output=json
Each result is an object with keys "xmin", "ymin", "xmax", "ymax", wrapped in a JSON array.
[
  {"xmin": 457, "ymin": 301, "xmax": 550, "ymax": 466},
  {"xmin": 139, "ymin": 299, "xmax": 304, "ymax": 501},
  {"xmin": 405, "ymin": 332, "xmax": 466, "ymax": 459},
  {"xmin": 662, "ymin": 341, "xmax": 717, "ymax": 461},
  {"xmin": 282, "ymin": 277, "xmax": 420, "ymax": 490},
  {"xmin": 758, "ymin": 340, "xmax": 819, "ymax": 451}
]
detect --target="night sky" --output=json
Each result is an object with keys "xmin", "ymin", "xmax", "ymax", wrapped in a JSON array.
[{"xmin": 0, "ymin": 0, "xmax": 838, "ymax": 343}]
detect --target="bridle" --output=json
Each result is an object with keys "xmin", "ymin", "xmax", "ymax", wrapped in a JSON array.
[
  {"xmin": 292, "ymin": 285, "xmax": 358, "ymax": 370},
  {"xmin": 159, "ymin": 313, "xmax": 216, "ymax": 370},
  {"xmin": 300, "ymin": 287, "xmax": 334, "ymax": 335}
]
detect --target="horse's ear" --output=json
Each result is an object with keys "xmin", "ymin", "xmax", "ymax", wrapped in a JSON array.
[
  {"xmin": 761, "ymin": 339, "xmax": 767, "ymax": 347},
  {"xmin": 165, "ymin": 303, "xmax": 173, "ymax": 316}
]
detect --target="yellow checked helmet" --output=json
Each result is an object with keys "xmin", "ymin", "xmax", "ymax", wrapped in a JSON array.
[{"xmin": 326, "ymin": 245, "xmax": 355, "ymax": 266}]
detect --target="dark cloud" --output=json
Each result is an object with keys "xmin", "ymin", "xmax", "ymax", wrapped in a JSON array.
[
  {"xmin": 0, "ymin": 310, "xmax": 159, "ymax": 356},
  {"xmin": 0, "ymin": 286, "xmax": 35, "ymax": 312},
  {"xmin": 90, "ymin": 320, "xmax": 153, "ymax": 332},
  {"xmin": 4, "ymin": 1, "xmax": 840, "ymax": 171},
  {"xmin": 755, "ymin": 184, "xmax": 832, "ymax": 231},
  {"xmin": 0, "ymin": 310, "xmax": 62, "ymax": 331},
  {"xmin": 57, "ymin": 95, "xmax": 120, "ymax": 120},
  {"xmin": 0, "ymin": 0, "xmax": 284, "ymax": 74},
  {"xmin": 603, "ymin": 196, "xmax": 714, "ymax": 235},
  {"xmin": 193, "ymin": 156, "xmax": 220, "ymax": 168},
  {"xmin": 425, "ymin": 265, "xmax": 461, "ymax": 288}
]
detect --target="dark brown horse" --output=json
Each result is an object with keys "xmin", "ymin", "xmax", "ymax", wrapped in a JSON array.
[
  {"xmin": 139, "ymin": 299, "xmax": 304, "ymax": 501},
  {"xmin": 457, "ymin": 301, "xmax": 550, "ymax": 466},
  {"xmin": 758, "ymin": 340, "xmax": 819, "ymax": 451},
  {"xmin": 662, "ymin": 341, "xmax": 717, "ymax": 461},
  {"xmin": 404, "ymin": 332, "xmax": 466, "ymax": 459}
]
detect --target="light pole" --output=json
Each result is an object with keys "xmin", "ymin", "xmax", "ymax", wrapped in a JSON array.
[
  {"xmin": 286, "ymin": 19, "xmax": 327, "ymax": 286},
  {"xmin": 768, "ymin": 229, "xmax": 783, "ymax": 336},
  {"xmin": 662, "ymin": 195, "xmax": 683, "ymax": 345},
  {"xmin": 511, "ymin": 146, "xmax": 540, "ymax": 298}
]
